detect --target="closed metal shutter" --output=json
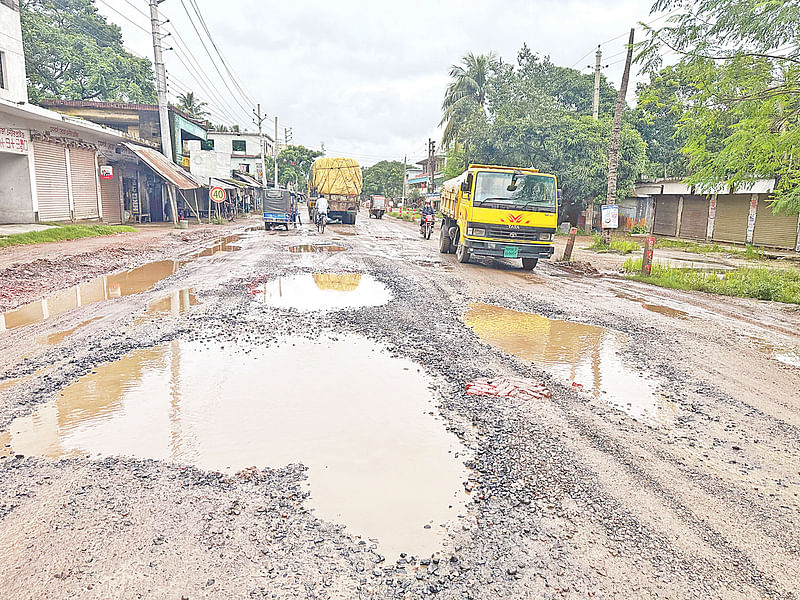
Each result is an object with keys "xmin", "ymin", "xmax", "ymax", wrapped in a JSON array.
[
  {"xmin": 712, "ymin": 195, "xmax": 749, "ymax": 243},
  {"xmin": 653, "ymin": 196, "xmax": 679, "ymax": 236},
  {"xmin": 752, "ymin": 199, "xmax": 798, "ymax": 249},
  {"xmin": 33, "ymin": 141, "xmax": 70, "ymax": 221},
  {"xmin": 70, "ymin": 148, "xmax": 99, "ymax": 220},
  {"xmin": 679, "ymin": 196, "xmax": 708, "ymax": 239},
  {"xmin": 99, "ymin": 172, "xmax": 122, "ymax": 224}
]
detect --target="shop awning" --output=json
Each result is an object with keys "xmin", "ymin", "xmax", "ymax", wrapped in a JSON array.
[
  {"xmin": 408, "ymin": 176, "xmax": 430, "ymax": 185},
  {"xmin": 210, "ymin": 178, "xmax": 245, "ymax": 190},
  {"xmin": 233, "ymin": 172, "xmax": 263, "ymax": 187},
  {"xmin": 124, "ymin": 142, "xmax": 201, "ymax": 190}
]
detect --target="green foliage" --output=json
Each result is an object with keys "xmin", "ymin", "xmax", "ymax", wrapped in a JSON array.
[
  {"xmin": 444, "ymin": 144, "xmax": 466, "ymax": 179},
  {"xmin": 622, "ymin": 258, "xmax": 800, "ymax": 304},
  {"xmin": 362, "ymin": 160, "xmax": 405, "ymax": 198},
  {"xmin": 589, "ymin": 235, "xmax": 641, "ymax": 254},
  {"xmin": 440, "ymin": 52, "xmax": 497, "ymax": 147},
  {"xmin": 268, "ymin": 145, "xmax": 323, "ymax": 189},
  {"xmin": 20, "ymin": 0, "xmax": 156, "ymax": 103},
  {"xmin": 440, "ymin": 46, "xmax": 647, "ymax": 219},
  {"xmin": 0, "ymin": 224, "xmax": 136, "ymax": 248},
  {"xmin": 639, "ymin": 0, "xmax": 800, "ymax": 214},
  {"xmin": 176, "ymin": 91, "xmax": 209, "ymax": 119},
  {"xmin": 407, "ymin": 187, "xmax": 421, "ymax": 201},
  {"xmin": 630, "ymin": 224, "xmax": 648, "ymax": 234}
]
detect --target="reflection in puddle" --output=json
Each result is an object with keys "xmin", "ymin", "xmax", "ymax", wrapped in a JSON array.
[
  {"xmin": 463, "ymin": 304, "xmax": 665, "ymax": 422},
  {"xmin": 43, "ymin": 317, "xmax": 103, "ymax": 345},
  {"xmin": 0, "ymin": 236, "xmax": 239, "ymax": 332},
  {"xmin": 254, "ymin": 273, "xmax": 391, "ymax": 311},
  {"xmin": 138, "ymin": 289, "xmax": 199, "ymax": 322},
  {"xmin": 0, "ymin": 336, "xmax": 466, "ymax": 558},
  {"xmin": 613, "ymin": 291, "xmax": 689, "ymax": 319},
  {"xmin": 288, "ymin": 244, "xmax": 346, "ymax": 253},
  {"xmin": 755, "ymin": 339, "xmax": 800, "ymax": 368}
]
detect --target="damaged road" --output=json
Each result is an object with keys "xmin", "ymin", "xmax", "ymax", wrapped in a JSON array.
[{"xmin": 0, "ymin": 215, "xmax": 798, "ymax": 599}]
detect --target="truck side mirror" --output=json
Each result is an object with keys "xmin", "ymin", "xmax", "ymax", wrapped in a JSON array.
[{"xmin": 460, "ymin": 181, "xmax": 470, "ymax": 193}]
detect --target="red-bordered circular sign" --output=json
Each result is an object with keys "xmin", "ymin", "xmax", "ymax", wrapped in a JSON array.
[{"xmin": 209, "ymin": 186, "xmax": 227, "ymax": 204}]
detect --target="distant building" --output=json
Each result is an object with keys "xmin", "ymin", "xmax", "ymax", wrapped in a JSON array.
[
  {"xmin": 0, "ymin": 0, "xmax": 26, "ymax": 105},
  {"xmin": 39, "ymin": 100, "xmax": 208, "ymax": 167},
  {"xmin": 408, "ymin": 155, "xmax": 445, "ymax": 196},
  {"xmin": 206, "ymin": 131, "xmax": 273, "ymax": 182}
]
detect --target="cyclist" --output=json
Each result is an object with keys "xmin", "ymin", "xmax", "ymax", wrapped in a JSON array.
[{"xmin": 316, "ymin": 195, "xmax": 329, "ymax": 229}]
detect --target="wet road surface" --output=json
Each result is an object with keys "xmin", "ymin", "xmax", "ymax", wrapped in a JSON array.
[{"xmin": 0, "ymin": 214, "xmax": 798, "ymax": 598}]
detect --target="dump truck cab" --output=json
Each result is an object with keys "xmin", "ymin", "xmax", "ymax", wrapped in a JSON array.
[{"xmin": 439, "ymin": 164, "xmax": 558, "ymax": 270}]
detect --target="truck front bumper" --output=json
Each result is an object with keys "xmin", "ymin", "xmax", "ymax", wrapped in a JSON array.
[{"xmin": 464, "ymin": 239, "xmax": 554, "ymax": 259}]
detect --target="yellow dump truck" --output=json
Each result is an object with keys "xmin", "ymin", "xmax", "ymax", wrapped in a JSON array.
[
  {"xmin": 439, "ymin": 164, "xmax": 558, "ymax": 270},
  {"xmin": 310, "ymin": 157, "xmax": 362, "ymax": 225}
]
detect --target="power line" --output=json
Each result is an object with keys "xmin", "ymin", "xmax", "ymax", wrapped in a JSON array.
[{"xmin": 95, "ymin": 0, "xmax": 150, "ymax": 34}]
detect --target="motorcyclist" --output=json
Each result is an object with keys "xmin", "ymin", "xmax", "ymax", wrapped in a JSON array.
[{"xmin": 420, "ymin": 199, "xmax": 435, "ymax": 232}]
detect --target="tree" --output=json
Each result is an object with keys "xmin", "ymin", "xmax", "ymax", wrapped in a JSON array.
[
  {"xmin": 639, "ymin": 0, "xmax": 800, "ymax": 213},
  {"xmin": 176, "ymin": 91, "xmax": 209, "ymax": 119},
  {"xmin": 267, "ymin": 145, "xmax": 323, "ymax": 189},
  {"xmin": 440, "ymin": 52, "xmax": 498, "ymax": 146},
  {"xmin": 362, "ymin": 161, "xmax": 406, "ymax": 198},
  {"xmin": 20, "ymin": 0, "xmax": 156, "ymax": 103}
]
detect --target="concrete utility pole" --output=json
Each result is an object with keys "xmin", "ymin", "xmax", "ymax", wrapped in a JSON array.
[
  {"xmin": 253, "ymin": 103, "xmax": 267, "ymax": 186},
  {"xmin": 273, "ymin": 116, "xmax": 279, "ymax": 188},
  {"xmin": 592, "ymin": 46, "xmax": 602, "ymax": 120},
  {"xmin": 402, "ymin": 154, "xmax": 407, "ymax": 205},
  {"xmin": 428, "ymin": 139, "xmax": 436, "ymax": 194},
  {"xmin": 149, "ymin": 0, "xmax": 172, "ymax": 160}
]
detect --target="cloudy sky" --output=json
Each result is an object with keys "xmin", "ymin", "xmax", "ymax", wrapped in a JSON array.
[{"xmin": 98, "ymin": 0, "xmax": 668, "ymax": 166}]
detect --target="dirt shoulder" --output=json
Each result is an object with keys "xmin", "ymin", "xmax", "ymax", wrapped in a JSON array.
[{"xmin": 0, "ymin": 218, "xmax": 259, "ymax": 312}]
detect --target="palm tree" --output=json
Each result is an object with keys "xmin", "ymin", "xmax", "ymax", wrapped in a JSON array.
[
  {"xmin": 440, "ymin": 52, "xmax": 498, "ymax": 147},
  {"xmin": 176, "ymin": 91, "xmax": 209, "ymax": 119}
]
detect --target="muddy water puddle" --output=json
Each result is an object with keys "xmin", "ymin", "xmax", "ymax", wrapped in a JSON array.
[
  {"xmin": 613, "ymin": 291, "xmax": 690, "ymax": 319},
  {"xmin": 253, "ymin": 273, "xmax": 391, "ymax": 311},
  {"xmin": 0, "ymin": 236, "xmax": 240, "ymax": 333},
  {"xmin": 289, "ymin": 244, "xmax": 346, "ymax": 253},
  {"xmin": 135, "ymin": 289, "xmax": 199, "ymax": 325},
  {"xmin": 42, "ymin": 317, "xmax": 103, "ymax": 346},
  {"xmin": 0, "ymin": 336, "xmax": 467, "ymax": 558},
  {"xmin": 464, "ymin": 304, "xmax": 667, "ymax": 422}
]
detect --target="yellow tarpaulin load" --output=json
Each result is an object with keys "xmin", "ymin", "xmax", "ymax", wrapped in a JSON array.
[{"xmin": 312, "ymin": 157, "xmax": 363, "ymax": 196}]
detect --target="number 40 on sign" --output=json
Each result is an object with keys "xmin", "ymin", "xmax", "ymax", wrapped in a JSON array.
[{"xmin": 209, "ymin": 186, "xmax": 227, "ymax": 204}]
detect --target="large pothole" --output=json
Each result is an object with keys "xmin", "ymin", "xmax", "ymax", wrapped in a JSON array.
[
  {"xmin": 251, "ymin": 273, "xmax": 391, "ymax": 310},
  {"xmin": 0, "ymin": 335, "xmax": 467, "ymax": 558}
]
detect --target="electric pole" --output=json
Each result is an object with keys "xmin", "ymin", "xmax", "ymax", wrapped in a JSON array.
[
  {"xmin": 604, "ymin": 28, "xmax": 635, "ymax": 240},
  {"xmin": 428, "ymin": 139, "xmax": 436, "ymax": 194},
  {"xmin": 402, "ymin": 154, "xmax": 407, "ymax": 206},
  {"xmin": 274, "ymin": 116, "xmax": 279, "ymax": 188},
  {"xmin": 149, "ymin": 0, "xmax": 172, "ymax": 160},
  {"xmin": 592, "ymin": 45, "xmax": 601, "ymax": 120},
  {"xmin": 253, "ymin": 104, "xmax": 267, "ymax": 187}
]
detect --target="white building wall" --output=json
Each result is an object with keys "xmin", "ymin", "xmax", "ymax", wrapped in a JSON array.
[
  {"xmin": 0, "ymin": 1, "xmax": 28, "ymax": 104},
  {"xmin": 187, "ymin": 140, "xmax": 232, "ymax": 185}
]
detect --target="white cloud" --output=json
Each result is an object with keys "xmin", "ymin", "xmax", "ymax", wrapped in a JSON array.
[{"xmin": 97, "ymin": 0, "xmax": 661, "ymax": 166}]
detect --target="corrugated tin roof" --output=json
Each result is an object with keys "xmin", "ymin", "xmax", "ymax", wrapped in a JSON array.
[
  {"xmin": 41, "ymin": 100, "xmax": 206, "ymax": 128},
  {"xmin": 124, "ymin": 143, "xmax": 201, "ymax": 190},
  {"xmin": 233, "ymin": 172, "xmax": 263, "ymax": 187}
]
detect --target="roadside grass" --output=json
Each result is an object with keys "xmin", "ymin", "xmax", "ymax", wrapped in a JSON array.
[
  {"xmin": 0, "ymin": 224, "xmax": 137, "ymax": 249},
  {"xmin": 622, "ymin": 258, "xmax": 800, "ymax": 304},
  {"xmin": 654, "ymin": 238, "xmax": 765, "ymax": 259},
  {"xmin": 589, "ymin": 235, "xmax": 641, "ymax": 254}
]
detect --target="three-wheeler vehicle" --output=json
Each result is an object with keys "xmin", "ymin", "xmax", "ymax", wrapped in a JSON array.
[{"xmin": 263, "ymin": 188, "xmax": 292, "ymax": 230}]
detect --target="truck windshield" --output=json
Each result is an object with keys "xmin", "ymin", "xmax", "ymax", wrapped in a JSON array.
[{"xmin": 473, "ymin": 172, "xmax": 557, "ymax": 213}]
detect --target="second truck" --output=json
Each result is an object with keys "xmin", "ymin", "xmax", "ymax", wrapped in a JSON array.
[
  {"xmin": 310, "ymin": 157, "xmax": 362, "ymax": 225},
  {"xmin": 439, "ymin": 164, "xmax": 558, "ymax": 270}
]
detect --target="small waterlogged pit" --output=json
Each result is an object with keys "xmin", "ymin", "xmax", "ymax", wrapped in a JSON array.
[
  {"xmin": 463, "ymin": 303, "xmax": 669, "ymax": 422},
  {"xmin": 288, "ymin": 244, "xmax": 346, "ymax": 253},
  {"xmin": 612, "ymin": 291, "xmax": 690, "ymax": 319},
  {"xmin": 253, "ymin": 273, "xmax": 391, "ymax": 311},
  {"xmin": 0, "ymin": 236, "xmax": 240, "ymax": 332},
  {"xmin": 0, "ymin": 336, "xmax": 467, "ymax": 558}
]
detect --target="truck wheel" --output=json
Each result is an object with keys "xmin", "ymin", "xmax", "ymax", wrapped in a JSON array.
[
  {"xmin": 438, "ymin": 224, "xmax": 451, "ymax": 254},
  {"xmin": 522, "ymin": 258, "xmax": 538, "ymax": 270},
  {"xmin": 455, "ymin": 230, "xmax": 470, "ymax": 263}
]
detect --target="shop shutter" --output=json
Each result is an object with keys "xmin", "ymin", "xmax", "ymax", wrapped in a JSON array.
[
  {"xmin": 752, "ymin": 198, "xmax": 799, "ymax": 249},
  {"xmin": 653, "ymin": 196, "xmax": 679, "ymax": 236},
  {"xmin": 99, "ymin": 171, "xmax": 122, "ymax": 224},
  {"xmin": 712, "ymin": 195, "xmax": 749, "ymax": 244},
  {"xmin": 33, "ymin": 141, "xmax": 70, "ymax": 221},
  {"xmin": 678, "ymin": 196, "xmax": 708, "ymax": 239},
  {"xmin": 70, "ymin": 147, "xmax": 100, "ymax": 220}
]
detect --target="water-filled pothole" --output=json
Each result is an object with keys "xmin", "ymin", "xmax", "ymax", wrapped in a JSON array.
[
  {"xmin": 289, "ymin": 244, "xmax": 346, "ymax": 253},
  {"xmin": 612, "ymin": 291, "xmax": 690, "ymax": 319},
  {"xmin": 0, "ymin": 336, "xmax": 467, "ymax": 558},
  {"xmin": 0, "ymin": 236, "xmax": 240, "ymax": 332},
  {"xmin": 463, "ymin": 303, "xmax": 666, "ymax": 421},
  {"xmin": 252, "ymin": 273, "xmax": 391, "ymax": 311}
]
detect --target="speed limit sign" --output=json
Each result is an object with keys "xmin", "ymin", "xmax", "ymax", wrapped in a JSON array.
[{"xmin": 209, "ymin": 186, "xmax": 227, "ymax": 204}]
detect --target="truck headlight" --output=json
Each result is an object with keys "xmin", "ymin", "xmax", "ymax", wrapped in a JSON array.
[
  {"xmin": 467, "ymin": 227, "xmax": 486, "ymax": 237},
  {"xmin": 539, "ymin": 232, "xmax": 553, "ymax": 241}
]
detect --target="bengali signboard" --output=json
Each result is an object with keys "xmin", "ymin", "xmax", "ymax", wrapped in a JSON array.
[
  {"xmin": 0, "ymin": 127, "xmax": 30, "ymax": 155},
  {"xmin": 601, "ymin": 204, "xmax": 619, "ymax": 229}
]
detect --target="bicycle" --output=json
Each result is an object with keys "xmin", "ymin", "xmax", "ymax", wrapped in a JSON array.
[{"xmin": 316, "ymin": 211, "xmax": 327, "ymax": 234}]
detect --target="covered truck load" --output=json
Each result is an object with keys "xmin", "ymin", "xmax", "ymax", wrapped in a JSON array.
[{"xmin": 311, "ymin": 157, "xmax": 362, "ymax": 224}]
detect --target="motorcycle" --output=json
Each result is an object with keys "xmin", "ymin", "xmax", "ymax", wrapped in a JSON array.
[{"xmin": 420, "ymin": 213, "xmax": 434, "ymax": 240}]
